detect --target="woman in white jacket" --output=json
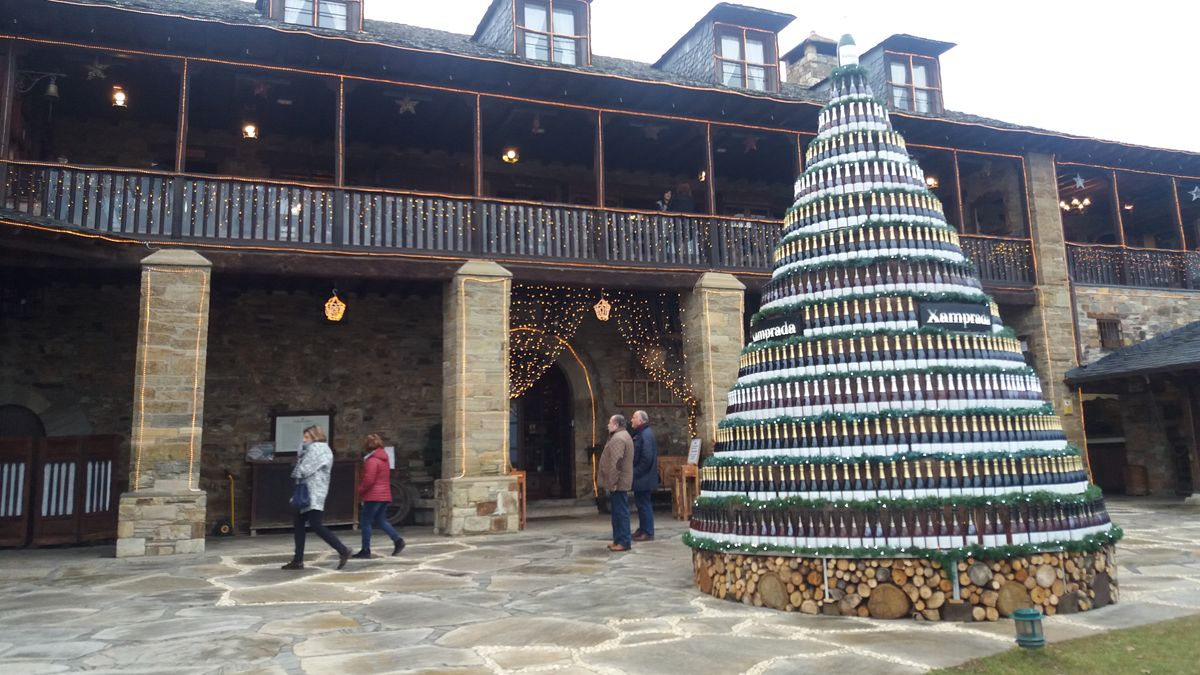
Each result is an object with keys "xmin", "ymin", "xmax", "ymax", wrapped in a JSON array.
[{"xmin": 282, "ymin": 425, "xmax": 351, "ymax": 570}]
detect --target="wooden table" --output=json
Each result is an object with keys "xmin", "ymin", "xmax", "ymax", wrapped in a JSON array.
[{"xmin": 673, "ymin": 464, "xmax": 699, "ymax": 521}]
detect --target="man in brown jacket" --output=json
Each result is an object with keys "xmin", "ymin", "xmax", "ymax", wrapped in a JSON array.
[{"xmin": 598, "ymin": 414, "xmax": 635, "ymax": 552}]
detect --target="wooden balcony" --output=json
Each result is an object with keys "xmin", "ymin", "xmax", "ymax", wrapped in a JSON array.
[
  {"xmin": 1, "ymin": 161, "xmax": 1033, "ymax": 291},
  {"xmin": 1067, "ymin": 243, "xmax": 1200, "ymax": 291}
]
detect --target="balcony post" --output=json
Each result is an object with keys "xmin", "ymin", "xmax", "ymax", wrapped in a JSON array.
[
  {"xmin": 0, "ymin": 40, "xmax": 16, "ymax": 208},
  {"xmin": 681, "ymin": 273, "xmax": 745, "ymax": 458},
  {"xmin": 333, "ymin": 77, "xmax": 345, "ymax": 247}
]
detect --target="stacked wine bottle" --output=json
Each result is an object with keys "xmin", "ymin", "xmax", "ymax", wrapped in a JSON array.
[{"xmin": 686, "ymin": 37, "xmax": 1120, "ymax": 619}]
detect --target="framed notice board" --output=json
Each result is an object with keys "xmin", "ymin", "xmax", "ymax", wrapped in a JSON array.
[{"xmin": 271, "ymin": 411, "xmax": 334, "ymax": 454}]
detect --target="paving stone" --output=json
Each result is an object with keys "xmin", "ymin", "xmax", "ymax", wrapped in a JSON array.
[
  {"xmin": 0, "ymin": 608, "xmax": 97, "ymax": 626},
  {"xmin": 223, "ymin": 666, "xmax": 289, "ymax": 675},
  {"xmin": 760, "ymin": 651, "xmax": 925, "ymax": 675},
  {"xmin": 3, "ymin": 640, "xmax": 108, "ymax": 660},
  {"xmin": 486, "ymin": 575, "xmax": 587, "ymax": 592},
  {"xmin": 488, "ymin": 646, "xmax": 574, "ymax": 669},
  {"xmin": 618, "ymin": 632, "xmax": 679, "ymax": 645},
  {"xmin": 300, "ymin": 645, "xmax": 483, "ymax": 675},
  {"xmin": 306, "ymin": 570, "xmax": 393, "ymax": 584},
  {"xmin": 424, "ymin": 555, "xmax": 528, "ymax": 574},
  {"xmin": 0, "ymin": 663, "xmax": 70, "ymax": 674},
  {"xmin": 259, "ymin": 610, "xmax": 361, "ymax": 636},
  {"xmin": 92, "ymin": 616, "xmax": 260, "ymax": 642},
  {"xmin": 81, "ymin": 634, "xmax": 288, "ymax": 669},
  {"xmin": 1060, "ymin": 600, "xmax": 1198, "ymax": 629},
  {"xmin": 438, "ymin": 617, "xmax": 618, "ymax": 648},
  {"xmin": 104, "ymin": 574, "xmax": 217, "ymax": 594},
  {"xmin": 365, "ymin": 595, "xmax": 508, "ymax": 628},
  {"xmin": 219, "ymin": 567, "xmax": 326, "ymax": 587},
  {"xmin": 226, "ymin": 582, "xmax": 376, "ymax": 605},
  {"xmin": 953, "ymin": 617, "xmax": 1100, "ymax": 643},
  {"xmin": 811, "ymin": 629, "xmax": 1013, "ymax": 668},
  {"xmin": 580, "ymin": 635, "xmax": 828, "ymax": 674},
  {"xmin": 294, "ymin": 628, "xmax": 433, "ymax": 657},
  {"xmin": 365, "ymin": 571, "xmax": 474, "ymax": 593},
  {"xmin": 675, "ymin": 617, "xmax": 746, "ymax": 635}
]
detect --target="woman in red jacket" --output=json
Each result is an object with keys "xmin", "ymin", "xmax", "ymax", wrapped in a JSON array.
[{"xmin": 353, "ymin": 433, "xmax": 405, "ymax": 558}]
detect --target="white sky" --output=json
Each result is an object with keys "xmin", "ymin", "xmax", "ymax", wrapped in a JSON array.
[{"xmin": 348, "ymin": 0, "xmax": 1200, "ymax": 155}]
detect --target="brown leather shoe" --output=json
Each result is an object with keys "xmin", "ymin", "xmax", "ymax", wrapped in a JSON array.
[
  {"xmin": 606, "ymin": 543, "xmax": 630, "ymax": 552},
  {"xmin": 633, "ymin": 532, "xmax": 654, "ymax": 542}
]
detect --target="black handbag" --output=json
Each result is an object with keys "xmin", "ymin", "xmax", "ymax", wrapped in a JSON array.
[{"xmin": 290, "ymin": 481, "xmax": 311, "ymax": 509}]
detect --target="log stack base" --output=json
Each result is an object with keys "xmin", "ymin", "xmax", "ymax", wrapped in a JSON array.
[{"xmin": 691, "ymin": 545, "xmax": 1118, "ymax": 621}]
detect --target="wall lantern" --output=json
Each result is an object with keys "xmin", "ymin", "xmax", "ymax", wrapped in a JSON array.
[
  {"xmin": 925, "ymin": 175, "xmax": 939, "ymax": 189},
  {"xmin": 501, "ymin": 147, "xmax": 520, "ymax": 164},
  {"xmin": 242, "ymin": 123, "xmax": 259, "ymax": 140},
  {"xmin": 111, "ymin": 85, "xmax": 128, "ymax": 108},
  {"xmin": 698, "ymin": 170, "xmax": 707, "ymax": 183},
  {"xmin": 1012, "ymin": 608, "xmax": 1045, "ymax": 649},
  {"xmin": 324, "ymin": 291, "xmax": 346, "ymax": 322},
  {"xmin": 593, "ymin": 296, "xmax": 611, "ymax": 322},
  {"xmin": 1122, "ymin": 202, "xmax": 1135, "ymax": 211}
]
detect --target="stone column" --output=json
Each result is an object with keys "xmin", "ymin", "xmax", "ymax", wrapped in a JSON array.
[
  {"xmin": 682, "ymin": 273, "xmax": 746, "ymax": 456},
  {"xmin": 116, "ymin": 250, "xmax": 212, "ymax": 557},
  {"xmin": 435, "ymin": 261, "xmax": 520, "ymax": 536},
  {"xmin": 1022, "ymin": 153, "xmax": 1085, "ymax": 449}
]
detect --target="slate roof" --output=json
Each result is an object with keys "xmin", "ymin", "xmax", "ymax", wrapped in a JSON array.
[{"xmin": 1065, "ymin": 320, "xmax": 1200, "ymax": 385}]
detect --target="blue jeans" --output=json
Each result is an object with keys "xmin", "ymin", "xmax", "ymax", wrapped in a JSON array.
[
  {"xmin": 360, "ymin": 500, "xmax": 402, "ymax": 552},
  {"xmin": 634, "ymin": 490, "xmax": 654, "ymax": 537},
  {"xmin": 610, "ymin": 490, "xmax": 631, "ymax": 548}
]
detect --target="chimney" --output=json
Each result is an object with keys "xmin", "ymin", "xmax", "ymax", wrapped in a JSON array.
[{"xmin": 782, "ymin": 32, "xmax": 837, "ymax": 87}]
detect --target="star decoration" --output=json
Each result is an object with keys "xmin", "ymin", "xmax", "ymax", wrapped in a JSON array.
[
  {"xmin": 1072, "ymin": 174, "xmax": 1086, "ymax": 189},
  {"xmin": 395, "ymin": 96, "xmax": 418, "ymax": 115},
  {"xmin": 642, "ymin": 125, "xmax": 664, "ymax": 140},
  {"xmin": 85, "ymin": 59, "xmax": 109, "ymax": 80},
  {"xmin": 1189, "ymin": 186, "xmax": 1200, "ymax": 202},
  {"xmin": 253, "ymin": 81, "xmax": 270, "ymax": 99},
  {"xmin": 742, "ymin": 136, "xmax": 760, "ymax": 153}
]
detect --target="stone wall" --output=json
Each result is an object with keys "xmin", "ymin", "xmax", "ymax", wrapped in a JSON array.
[
  {"xmin": 202, "ymin": 284, "xmax": 443, "ymax": 533},
  {"xmin": 1074, "ymin": 286, "xmax": 1200, "ymax": 365}
]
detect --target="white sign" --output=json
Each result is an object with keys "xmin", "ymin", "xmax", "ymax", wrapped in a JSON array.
[
  {"xmin": 273, "ymin": 413, "xmax": 331, "ymax": 454},
  {"xmin": 687, "ymin": 438, "xmax": 702, "ymax": 465},
  {"xmin": 384, "ymin": 446, "xmax": 396, "ymax": 470}
]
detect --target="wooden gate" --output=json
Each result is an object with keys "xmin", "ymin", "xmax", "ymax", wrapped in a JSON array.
[{"xmin": 0, "ymin": 435, "xmax": 119, "ymax": 547}]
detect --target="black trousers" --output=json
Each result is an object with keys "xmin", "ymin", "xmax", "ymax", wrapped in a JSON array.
[{"xmin": 293, "ymin": 509, "xmax": 349, "ymax": 560}]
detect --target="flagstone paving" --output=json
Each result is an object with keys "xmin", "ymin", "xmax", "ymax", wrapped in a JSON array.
[{"xmin": 0, "ymin": 497, "xmax": 1197, "ymax": 674}]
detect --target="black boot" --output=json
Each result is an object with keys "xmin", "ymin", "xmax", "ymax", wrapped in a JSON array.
[
  {"xmin": 392, "ymin": 539, "xmax": 406, "ymax": 556},
  {"xmin": 352, "ymin": 550, "xmax": 372, "ymax": 559}
]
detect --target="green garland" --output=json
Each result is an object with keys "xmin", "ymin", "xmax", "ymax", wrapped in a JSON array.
[
  {"xmin": 702, "ymin": 446, "xmax": 1082, "ymax": 468},
  {"xmin": 780, "ymin": 218, "xmax": 958, "ymax": 244},
  {"xmin": 716, "ymin": 403, "xmax": 1055, "ymax": 429},
  {"xmin": 693, "ymin": 484, "xmax": 1103, "ymax": 511},
  {"xmin": 682, "ymin": 526, "xmax": 1124, "ymax": 567},
  {"xmin": 752, "ymin": 290, "xmax": 993, "ymax": 323},
  {"xmin": 785, "ymin": 186, "xmax": 942, "ymax": 219},
  {"xmin": 767, "ymin": 254, "xmax": 979, "ymax": 280},
  {"xmin": 729, "ymin": 364, "xmax": 1036, "ymax": 391},
  {"xmin": 742, "ymin": 325, "xmax": 1018, "ymax": 353},
  {"xmin": 828, "ymin": 63, "xmax": 871, "ymax": 81}
]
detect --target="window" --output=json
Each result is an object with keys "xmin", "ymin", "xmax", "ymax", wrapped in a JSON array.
[
  {"xmin": 518, "ymin": 1, "xmax": 587, "ymax": 66},
  {"xmin": 886, "ymin": 54, "xmax": 942, "ymax": 113},
  {"xmin": 716, "ymin": 28, "xmax": 777, "ymax": 92},
  {"xmin": 1097, "ymin": 319, "xmax": 1122, "ymax": 351},
  {"xmin": 283, "ymin": 0, "xmax": 348, "ymax": 30}
]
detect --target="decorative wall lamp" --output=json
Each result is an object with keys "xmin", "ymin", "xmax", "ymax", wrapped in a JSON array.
[
  {"xmin": 1058, "ymin": 197, "xmax": 1091, "ymax": 213},
  {"xmin": 242, "ymin": 122, "xmax": 260, "ymax": 140},
  {"xmin": 111, "ymin": 85, "xmax": 128, "ymax": 108},
  {"xmin": 925, "ymin": 175, "xmax": 940, "ymax": 189},
  {"xmin": 501, "ymin": 147, "xmax": 520, "ymax": 164},
  {"xmin": 324, "ymin": 290, "xmax": 346, "ymax": 322},
  {"xmin": 1012, "ymin": 608, "xmax": 1045, "ymax": 649},
  {"xmin": 16, "ymin": 70, "xmax": 66, "ymax": 100},
  {"xmin": 593, "ymin": 294, "xmax": 611, "ymax": 321}
]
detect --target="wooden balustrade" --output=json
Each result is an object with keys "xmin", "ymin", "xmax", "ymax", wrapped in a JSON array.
[
  {"xmin": 1068, "ymin": 243, "xmax": 1200, "ymax": 290},
  {"xmin": 1, "ymin": 161, "xmax": 1039, "ymax": 287}
]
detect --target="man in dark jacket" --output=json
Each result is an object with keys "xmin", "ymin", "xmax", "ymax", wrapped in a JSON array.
[{"xmin": 630, "ymin": 410, "xmax": 658, "ymax": 542}]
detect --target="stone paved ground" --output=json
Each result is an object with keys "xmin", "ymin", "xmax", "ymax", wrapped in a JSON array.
[{"xmin": 0, "ymin": 497, "xmax": 1197, "ymax": 674}]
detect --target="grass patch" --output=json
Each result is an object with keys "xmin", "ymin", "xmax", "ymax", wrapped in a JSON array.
[{"xmin": 932, "ymin": 614, "xmax": 1200, "ymax": 674}]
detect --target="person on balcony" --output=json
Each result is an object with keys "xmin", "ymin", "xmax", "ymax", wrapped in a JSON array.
[
  {"xmin": 656, "ymin": 189, "xmax": 673, "ymax": 212},
  {"xmin": 283, "ymin": 425, "xmax": 351, "ymax": 571},
  {"xmin": 671, "ymin": 181, "xmax": 696, "ymax": 214},
  {"xmin": 631, "ymin": 410, "xmax": 658, "ymax": 542},
  {"xmin": 598, "ymin": 414, "xmax": 634, "ymax": 552},
  {"xmin": 354, "ymin": 433, "xmax": 406, "ymax": 559}
]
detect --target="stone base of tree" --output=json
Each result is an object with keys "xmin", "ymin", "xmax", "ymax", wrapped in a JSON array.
[
  {"xmin": 434, "ymin": 476, "xmax": 520, "ymax": 536},
  {"xmin": 691, "ymin": 546, "xmax": 1117, "ymax": 620},
  {"xmin": 116, "ymin": 487, "xmax": 207, "ymax": 557}
]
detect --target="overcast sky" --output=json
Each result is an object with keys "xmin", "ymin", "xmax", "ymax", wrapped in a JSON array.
[{"xmin": 347, "ymin": 0, "xmax": 1200, "ymax": 155}]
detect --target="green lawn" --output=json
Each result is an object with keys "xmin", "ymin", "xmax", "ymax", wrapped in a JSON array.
[{"xmin": 932, "ymin": 615, "xmax": 1200, "ymax": 674}]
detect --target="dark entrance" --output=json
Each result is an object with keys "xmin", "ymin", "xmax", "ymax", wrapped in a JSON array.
[{"xmin": 509, "ymin": 364, "xmax": 574, "ymax": 500}]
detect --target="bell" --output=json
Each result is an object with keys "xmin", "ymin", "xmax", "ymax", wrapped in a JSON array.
[{"xmin": 44, "ymin": 77, "xmax": 60, "ymax": 101}]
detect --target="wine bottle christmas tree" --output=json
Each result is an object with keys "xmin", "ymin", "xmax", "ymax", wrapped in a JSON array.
[{"xmin": 686, "ymin": 35, "xmax": 1120, "ymax": 621}]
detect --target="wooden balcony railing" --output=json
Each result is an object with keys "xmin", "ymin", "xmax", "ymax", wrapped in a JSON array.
[
  {"xmin": 1067, "ymin": 243, "xmax": 1200, "ymax": 290},
  {"xmin": 1, "ymin": 161, "xmax": 1034, "ymax": 287}
]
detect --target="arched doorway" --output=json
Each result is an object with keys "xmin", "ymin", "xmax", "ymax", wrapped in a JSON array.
[
  {"xmin": 509, "ymin": 363, "xmax": 574, "ymax": 500},
  {"xmin": 0, "ymin": 404, "xmax": 46, "ymax": 438}
]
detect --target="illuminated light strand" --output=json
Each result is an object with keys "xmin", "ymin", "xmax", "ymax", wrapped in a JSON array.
[{"xmin": 455, "ymin": 274, "xmax": 512, "ymax": 479}]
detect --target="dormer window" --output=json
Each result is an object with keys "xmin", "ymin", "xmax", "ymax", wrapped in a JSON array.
[
  {"xmin": 716, "ymin": 27, "xmax": 778, "ymax": 92},
  {"xmin": 261, "ymin": 0, "xmax": 362, "ymax": 31},
  {"xmin": 886, "ymin": 53, "xmax": 942, "ymax": 113},
  {"xmin": 519, "ymin": 1, "xmax": 588, "ymax": 66}
]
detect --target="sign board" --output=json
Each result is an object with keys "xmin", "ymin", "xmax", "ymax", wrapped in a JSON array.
[
  {"xmin": 272, "ymin": 411, "xmax": 333, "ymax": 454},
  {"xmin": 749, "ymin": 314, "xmax": 799, "ymax": 343},
  {"xmin": 687, "ymin": 438, "xmax": 702, "ymax": 465},
  {"xmin": 918, "ymin": 301, "xmax": 992, "ymax": 333},
  {"xmin": 384, "ymin": 446, "xmax": 396, "ymax": 470}
]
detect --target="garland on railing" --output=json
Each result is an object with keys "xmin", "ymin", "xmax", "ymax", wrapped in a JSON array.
[
  {"xmin": 694, "ymin": 484, "xmax": 1102, "ymax": 511},
  {"xmin": 717, "ymin": 403, "xmax": 1055, "ymax": 429},
  {"xmin": 702, "ymin": 446, "xmax": 1083, "ymax": 467},
  {"xmin": 742, "ymin": 325, "xmax": 1018, "ymax": 353},
  {"xmin": 728, "ymin": 364, "xmax": 1037, "ymax": 390},
  {"xmin": 682, "ymin": 526, "xmax": 1123, "ymax": 566},
  {"xmin": 753, "ymin": 290, "xmax": 993, "ymax": 322}
]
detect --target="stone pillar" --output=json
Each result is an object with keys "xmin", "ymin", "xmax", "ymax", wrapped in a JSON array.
[
  {"xmin": 116, "ymin": 250, "xmax": 212, "ymax": 557},
  {"xmin": 682, "ymin": 273, "xmax": 746, "ymax": 456},
  {"xmin": 435, "ymin": 261, "xmax": 520, "ymax": 536},
  {"xmin": 1022, "ymin": 153, "xmax": 1085, "ymax": 449}
]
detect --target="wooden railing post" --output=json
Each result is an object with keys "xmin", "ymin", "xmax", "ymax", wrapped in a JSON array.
[
  {"xmin": 332, "ymin": 189, "xmax": 345, "ymax": 247},
  {"xmin": 170, "ymin": 177, "xmax": 186, "ymax": 240}
]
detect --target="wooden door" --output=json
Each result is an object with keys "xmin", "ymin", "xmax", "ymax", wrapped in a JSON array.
[{"xmin": 0, "ymin": 438, "xmax": 35, "ymax": 547}]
